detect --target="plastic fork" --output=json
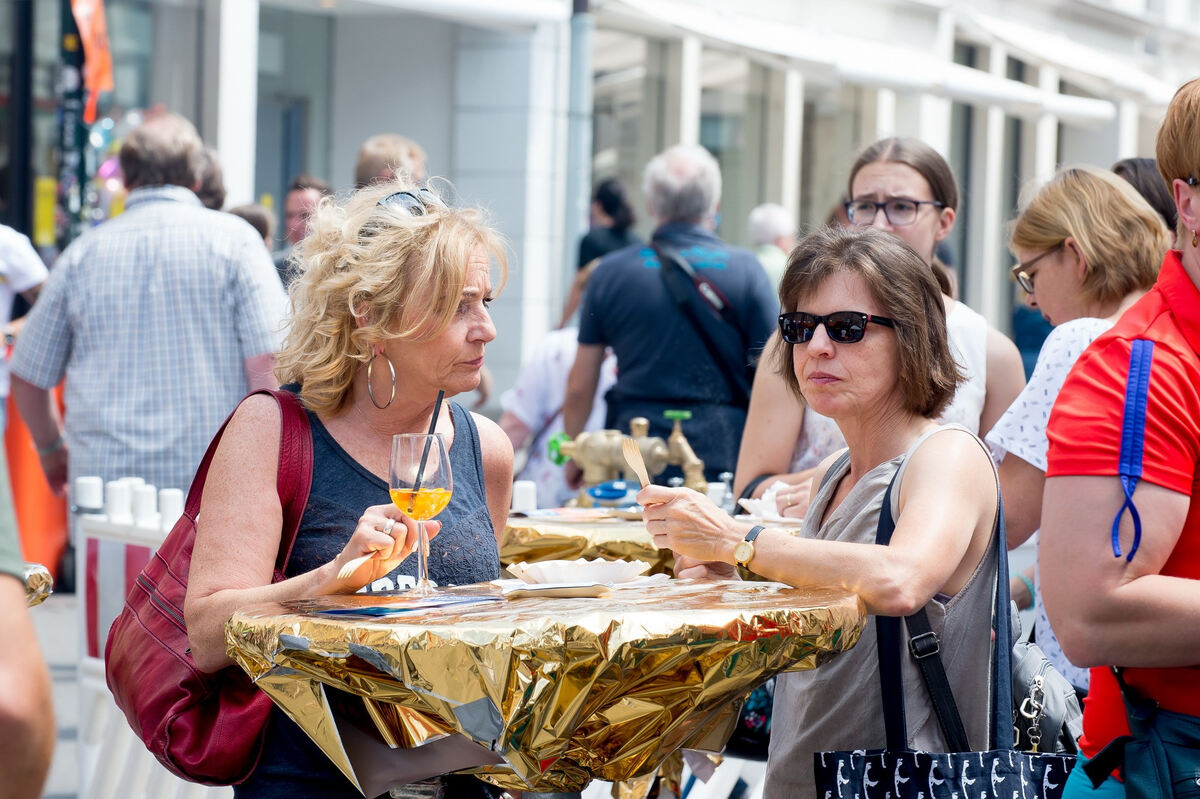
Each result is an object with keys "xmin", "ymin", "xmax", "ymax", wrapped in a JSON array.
[
  {"xmin": 621, "ymin": 436, "xmax": 651, "ymax": 489},
  {"xmin": 336, "ymin": 551, "xmax": 380, "ymax": 581}
]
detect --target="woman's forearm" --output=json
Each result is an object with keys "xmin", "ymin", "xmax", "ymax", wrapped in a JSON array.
[{"xmin": 186, "ymin": 562, "xmax": 337, "ymax": 672}]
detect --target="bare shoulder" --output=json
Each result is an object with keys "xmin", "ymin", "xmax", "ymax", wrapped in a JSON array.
[
  {"xmin": 223, "ymin": 393, "xmax": 284, "ymax": 452},
  {"xmin": 985, "ymin": 325, "xmax": 1023, "ymax": 369},
  {"xmin": 472, "ymin": 412, "xmax": 514, "ymax": 472},
  {"xmin": 907, "ymin": 427, "xmax": 995, "ymax": 497}
]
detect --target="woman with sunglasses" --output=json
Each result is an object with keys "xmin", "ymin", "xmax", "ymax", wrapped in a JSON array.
[
  {"xmin": 734, "ymin": 137, "xmax": 1025, "ymax": 517},
  {"xmin": 641, "ymin": 225, "xmax": 1001, "ymax": 797},
  {"xmin": 183, "ymin": 180, "xmax": 513, "ymax": 799},
  {"xmin": 987, "ymin": 167, "xmax": 1165, "ymax": 699}
]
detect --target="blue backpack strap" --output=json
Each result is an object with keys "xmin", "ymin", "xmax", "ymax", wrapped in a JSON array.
[{"xmin": 1111, "ymin": 339, "xmax": 1155, "ymax": 561}]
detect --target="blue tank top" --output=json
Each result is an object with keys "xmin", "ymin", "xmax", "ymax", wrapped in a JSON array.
[
  {"xmin": 285, "ymin": 399, "xmax": 500, "ymax": 589},
  {"xmin": 236, "ymin": 399, "xmax": 502, "ymax": 799}
]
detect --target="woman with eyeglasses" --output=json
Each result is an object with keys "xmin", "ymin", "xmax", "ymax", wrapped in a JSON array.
[
  {"xmin": 734, "ymin": 137, "xmax": 1025, "ymax": 518},
  {"xmin": 987, "ymin": 167, "xmax": 1165, "ymax": 700},
  {"xmin": 183, "ymin": 180, "xmax": 513, "ymax": 799},
  {"xmin": 641, "ymin": 225, "xmax": 1001, "ymax": 797},
  {"xmin": 1039, "ymin": 78, "xmax": 1200, "ymax": 799}
]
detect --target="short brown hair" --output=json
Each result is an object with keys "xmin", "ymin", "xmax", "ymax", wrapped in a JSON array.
[
  {"xmin": 1156, "ymin": 78, "xmax": 1200, "ymax": 191},
  {"xmin": 354, "ymin": 134, "xmax": 427, "ymax": 189},
  {"xmin": 848, "ymin": 137, "xmax": 959, "ymax": 295},
  {"xmin": 1010, "ymin": 167, "xmax": 1165, "ymax": 307},
  {"xmin": 776, "ymin": 226, "xmax": 963, "ymax": 419},
  {"xmin": 228, "ymin": 204, "xmax": 275, "ymax": 244},
  {"xmin": 289, "ymin": 173, "xmax": 332, "ymax": 196},
  {"xmin": 196, "ymin": 147, "xmax": 226, "ymax": 210},
  {"xmin": 277, "ymin": 178, "xmax": 508, "ymax": 415},
  {"xmin": 119, "ymin": 112, "xmax": 204, "ymax": 191}
]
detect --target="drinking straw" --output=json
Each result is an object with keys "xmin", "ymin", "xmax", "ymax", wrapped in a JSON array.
[{"xmin": 412, "ymin": 390, "xmax": 445, "ymax": 496}]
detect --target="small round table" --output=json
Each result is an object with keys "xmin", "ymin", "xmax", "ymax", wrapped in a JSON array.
[{"xmin": 227, "ymin": 579, "xmax": 864, "ymax": 795}]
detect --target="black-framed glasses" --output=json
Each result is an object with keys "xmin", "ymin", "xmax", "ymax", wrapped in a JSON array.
[
  {"xmin": 844, "ymin": 198, "xmax": 945, "ymax": 227},
  {"xmin": 778, "ymin": 311, "xmax": 896, "ymax": 344},
  {"xmin": 1009, "ymin": 244, "xmax": 1061, "ymax": 294},
  {"xmin": 377, "ymin": 188, "xmax": 445, "ymax": 216}
]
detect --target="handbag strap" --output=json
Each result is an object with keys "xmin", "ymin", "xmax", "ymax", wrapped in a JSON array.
[
  {"xmin": 181, "ymin": 389, "xmax": 313, "ymax": 573},
  {"xmin": 873, "ymin": 430, "xmax": 1014, "ymax": 752},
  {"xmin": 1111, "ymin": 339, "xmax": 1154, "ymax": 561},
  {"xmin": 653, "ymin": 243, "xmax": 752, "ymax": 407}
]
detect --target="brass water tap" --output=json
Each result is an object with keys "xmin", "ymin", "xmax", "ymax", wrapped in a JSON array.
[{"xmin": 663, "ymin": 410, "xmax": 708, "ymax": 494}]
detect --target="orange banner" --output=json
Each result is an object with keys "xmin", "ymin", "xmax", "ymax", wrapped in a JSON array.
[{"xmin": 71, "ymin": 0, "xmax": 114, "ymax": 125}]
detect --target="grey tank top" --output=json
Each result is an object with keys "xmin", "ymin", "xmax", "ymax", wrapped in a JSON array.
[
  {"xmin": 285, "ymin": 399, "xmax": 500, "ymax": 589},
  {"xmin": 764, "ymin": 425, "xmax": 998, "ymax": 799}
]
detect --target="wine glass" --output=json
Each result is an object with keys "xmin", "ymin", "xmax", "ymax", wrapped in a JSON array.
[{"xmin": 390, "ymin": 433, "xmax": 453, "ymax": 596}]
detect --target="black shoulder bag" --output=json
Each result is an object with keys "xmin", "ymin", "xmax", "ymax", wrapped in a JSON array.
[{"xmin": 653, "ymin": 242, "xmax": 753, "ymax": 408}]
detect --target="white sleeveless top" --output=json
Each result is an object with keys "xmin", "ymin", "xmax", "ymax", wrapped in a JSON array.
[
  {"xmin": 788, "ymin": 300, "xmax": 991, "ymax": 471},
  {"xmin": 940, "ymin": 300, "xmax": 989, "ymax": 434}
]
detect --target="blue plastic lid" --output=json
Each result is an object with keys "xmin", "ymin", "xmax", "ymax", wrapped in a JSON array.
[{"xmin": 587, "ymin": 480, "xmax": 634, "ymax": 501}]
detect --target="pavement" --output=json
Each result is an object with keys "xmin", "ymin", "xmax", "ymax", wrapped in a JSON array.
[{"xmin": 31, "ymin": 592, "xmax": 79, "ymax": 799}]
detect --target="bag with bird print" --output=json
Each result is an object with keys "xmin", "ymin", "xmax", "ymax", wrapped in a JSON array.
[{"xmin": 814, "ymin": 467, "xmax": 1075, "ymax": 799}]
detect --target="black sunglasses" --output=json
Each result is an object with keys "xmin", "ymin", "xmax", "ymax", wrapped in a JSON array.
[
  {"xmin": 377, "ymin": 188, "xmax": 446, "ymax": 216},
  {"xmin": 778, "ymin": 311, "xmax": 896, "ymax": 344}
]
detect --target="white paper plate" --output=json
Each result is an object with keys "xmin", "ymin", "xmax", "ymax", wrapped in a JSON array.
[
  {"xmin": 734, "ymin": 513, "xmax": 806, "ymax": 527},
  {"xmin": 499, "ymin": 581, "xmax": 611, "ymax": 599},
  {"xmin": 508, "ymin": 558, "xmax": 651, "ymax": 585}
]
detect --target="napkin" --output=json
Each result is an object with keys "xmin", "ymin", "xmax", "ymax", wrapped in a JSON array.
[{"xmin": 736, "ymin": 480, "xmax": 794, "ymax": 522}]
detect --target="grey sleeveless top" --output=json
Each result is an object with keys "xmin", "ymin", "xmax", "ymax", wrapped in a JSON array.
[{"xmin": 764, "ymin": 426, "xmax": 998, "ymax": 799}]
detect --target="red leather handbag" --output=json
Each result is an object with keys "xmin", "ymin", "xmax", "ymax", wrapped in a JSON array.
[{"xmin": 104, "ymin": 389, "xmax": 313, "ymax": 784}]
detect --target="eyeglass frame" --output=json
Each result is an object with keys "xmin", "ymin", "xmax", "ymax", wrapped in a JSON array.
[
  {"xmin": 1009, "ymin": 243, "xmax": 1063, "ymax": 294},
  {"xmin": 778, "ymin": 310, "xmax": 897, "ymax": 344},
  {"xmin": 843, "ymin": 198, "xmax": 946, "ymax": 227}
]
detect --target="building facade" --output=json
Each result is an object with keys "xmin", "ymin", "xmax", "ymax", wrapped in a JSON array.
[{"xmin": 3, "ymin": 0, "xmax": 1198, "ymax": 405}]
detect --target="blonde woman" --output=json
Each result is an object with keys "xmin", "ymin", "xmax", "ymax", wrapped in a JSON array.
[
  {"xmin": 988, "ymin": 167, "xmax": 1166, "ymax": 696},
  {"xmin": 184, "ymin": 180, "xmax": 513, "ymax": 799}
]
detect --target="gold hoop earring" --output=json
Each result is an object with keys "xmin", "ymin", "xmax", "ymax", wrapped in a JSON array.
[{"xmin": 366, "ymin": 351, "xmax": 396, "ymax": 410}]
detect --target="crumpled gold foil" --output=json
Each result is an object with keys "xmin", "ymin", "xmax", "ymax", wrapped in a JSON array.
[
  {"xmin": 227, "ymin": 579, "xmax": 864, "ymax": 794},
  {"xmin": 501, "ymin": 518, "xmax": 674, "ymax": 574},
  {"xmin": 23, "ymin": 562, "xmax": 53, "ymax": 607}
]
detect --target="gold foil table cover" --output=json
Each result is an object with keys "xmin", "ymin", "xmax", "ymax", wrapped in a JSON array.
[
  {"xmin": 24, "ymin": 562, "xmax": 53, "ymax": 606},
  {"xmin": 226, "ymin": 579, "xmax": 865, "ymax": 794},
  {"xmin": 501, "ymin": 516, "xmax": 674, "ymax": 574}
]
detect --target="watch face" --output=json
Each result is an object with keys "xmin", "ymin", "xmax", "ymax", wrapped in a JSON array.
[{"xmin": 734, "ymin": 540, "xmax": 754, "ymax": 566}]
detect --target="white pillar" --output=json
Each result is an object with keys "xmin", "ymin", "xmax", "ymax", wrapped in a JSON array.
[
  {"xmin": 1116, "ymin": 99, "xmax": 1140, "ymax": 160},
  {"xmin": 214, "ymin": 0, "xmax": 260, "ymax": 207},
  {"xmin": 967, "ymin": 44, "xmax": 1008, "ymax": 328},
  {"xmin": 1033, "ymin": 65, "xmax": 1060, "ymax": 185},
  {"xmin": 780, "ymin": 69, "xmax": 804, "ymax": 220},
  {"xmin": 918, "ymin": 7, "xmax": 955, "ymax": 156},
  {"xmin": 875, "ymin": 88, "xmax": 897, "ymax": 140},
  {"xmin": 676, "ymin": 36, "xmax": 702, "ymax": 146},
  {"xmin": 764, "ymin": 67, "xmax": 804, "ymax": 219},
  {"xmin": 664, "ymin": 36, "xmax": 702, "ymax": 146}
]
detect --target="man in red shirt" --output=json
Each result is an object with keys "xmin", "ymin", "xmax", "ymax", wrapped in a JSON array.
[{"xmin": 1041, "ymin": 77, "xmax": 1200, "ymax": 797}]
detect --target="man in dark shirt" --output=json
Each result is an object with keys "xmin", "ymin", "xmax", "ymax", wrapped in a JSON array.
[{"xmin": 563, "ymin": 144, "xmax": 778, "ymax": 481}]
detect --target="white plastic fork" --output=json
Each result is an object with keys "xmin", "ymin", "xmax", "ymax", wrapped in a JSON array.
[{"xmin": 336, "ymin": 551, "xmax": 379, "ymax": 581}]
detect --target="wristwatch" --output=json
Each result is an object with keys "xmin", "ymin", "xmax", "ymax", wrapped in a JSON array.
[{"xmin": 733, "ymin": 525, "xmax": 765, "ymax": 569}]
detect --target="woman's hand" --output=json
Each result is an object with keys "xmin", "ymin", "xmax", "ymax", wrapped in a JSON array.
[
  {"xmin": 674, "ymin": 554, "xmax": 737, "ymax": 580},
  {"xmin": 772, "ymin": 469, "xmax": 818, "ymax": 518},
  {"xmin": 328, "ymin": 504, "xmax": 442, "ymax": 592},
  {"xmin": 638, "ymin": 485, "xmax": 748, "ymax": 564}
]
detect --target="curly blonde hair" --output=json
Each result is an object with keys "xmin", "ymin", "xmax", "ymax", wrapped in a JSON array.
[{"xmin": 276, "ymin": 179, "xmax": 508, "ymax": 415}]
